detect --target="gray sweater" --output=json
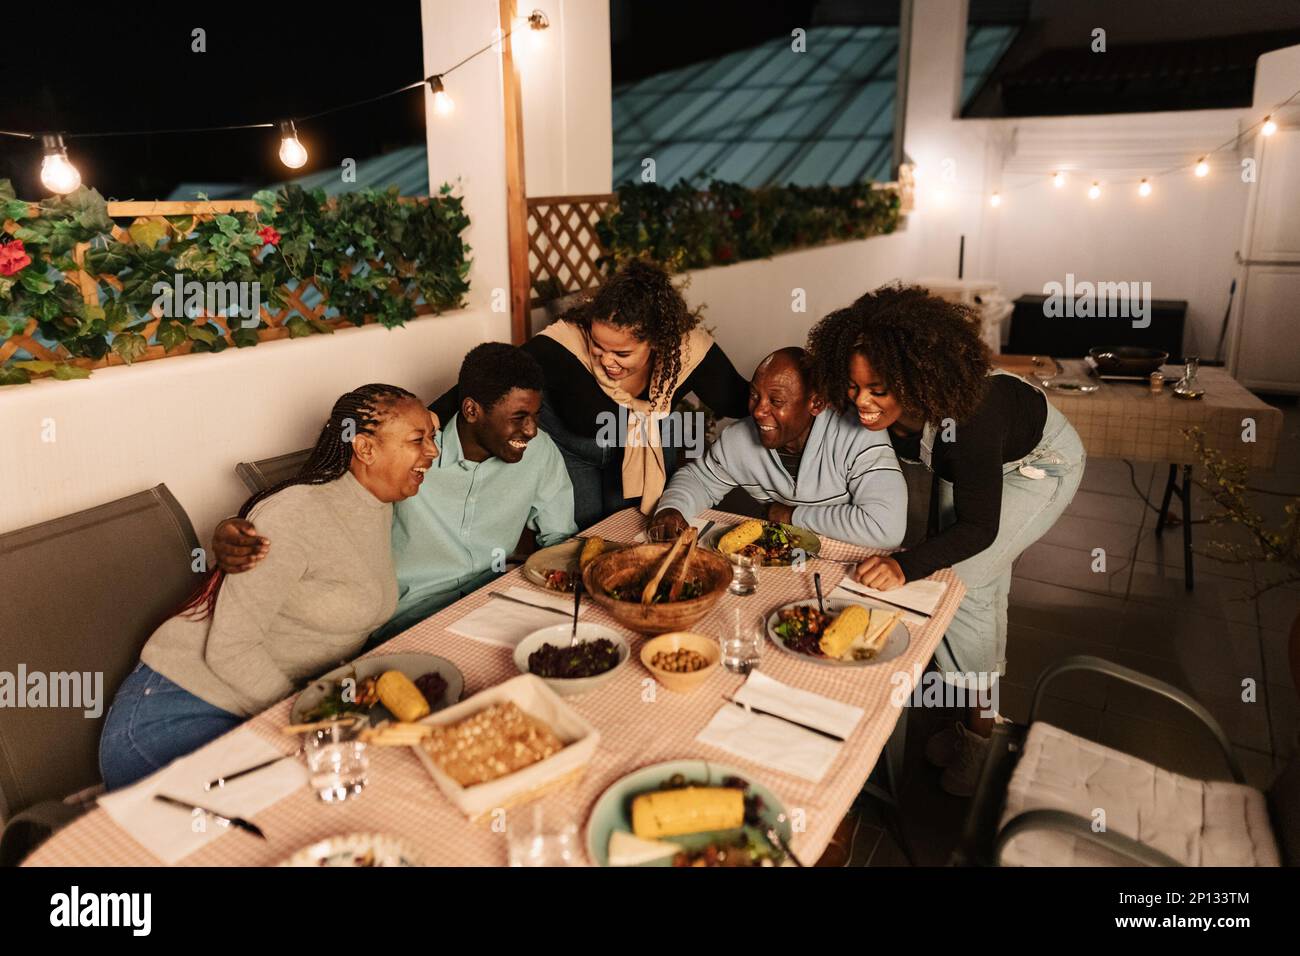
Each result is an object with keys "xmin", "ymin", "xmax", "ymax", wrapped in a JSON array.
[
  {"xmin": 141, "ymin": 471, "xmax": 397, "ymax": 717},
  {"xmin": 656, "ymin": 410, "xmax": 908, "ymax": 549}
]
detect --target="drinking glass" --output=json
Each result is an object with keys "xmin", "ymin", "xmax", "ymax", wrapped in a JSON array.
[
  {"xmin": 728, "ymin": 553, "xmax": 759, "ymax": 596},
  {"xmin": 506, "ymin": 804, "xmax": 580, "ymax": 866},
  {"xmin": 304, "ymin": 720, "xmax": 369, "ymax": 803},
  {"xmin": 720, "ymin": 607, "xmax": 763, "ymax": 674}
]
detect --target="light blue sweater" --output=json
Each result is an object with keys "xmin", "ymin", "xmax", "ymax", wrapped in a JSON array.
[{"xmin": 655, "ymin": 410, "xmax": 907, "ymax": 548}]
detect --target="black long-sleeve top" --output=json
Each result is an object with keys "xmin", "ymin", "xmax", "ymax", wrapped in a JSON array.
[
  {"xmin": 430, "ymin": 335, "xmax": 750, "ymax": 441},
  {"xmin": 889, "ymin": 375, "xmax": 1049, "ymax": 581}
]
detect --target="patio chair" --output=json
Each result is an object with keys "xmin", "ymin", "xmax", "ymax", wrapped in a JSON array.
[
  {"xmin": 955, "ymin": 655, "xmax": 1298, "ymax": 867},
  {"xmin": 0, "ymin": 485, "xmax": 200, "ymax": 865},
  {"xmin": 235, "ymin": 448, "xmax": 312, "ymax": 495}
]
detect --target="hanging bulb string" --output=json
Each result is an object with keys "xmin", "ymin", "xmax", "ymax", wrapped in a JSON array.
[{"xmin": 0, "ymin": 16, "xmax": 540, "ymax": 141}]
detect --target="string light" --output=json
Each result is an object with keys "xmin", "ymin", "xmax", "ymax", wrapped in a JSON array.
[
  {"xmin": 1261, "ymin": 115, "xmax": 1278, "ymax": 136},
  {"xmin": 427, "ymin": 75, "xmax": 454, "ymax": 116},
  {"xmin": 1194, "ymin": 157, "xmax": 1209, "ymax": 178},
  {"xmin": 39, "ymin": 134, "xmax": 81, "ymax": 194},
  {"xmin": 989, "ymin": 192, "xmax": 1001, "ymax": 207},
  {"xmin": 1052, "ymin": 171, "xmax": 1065, "ymax": 188},
  {"xmin": 1138, "ymin": 178, "xmax": 1152, "ymax": 197},
  {"xmin": 1088, "ymin": 182, "xmax": 1101, "ymax": 200},
  {"xmin": 277, "ymin": 120, "xmax": 308, "ymax": 169}
]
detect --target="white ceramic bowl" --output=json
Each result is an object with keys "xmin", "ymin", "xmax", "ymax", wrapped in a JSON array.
[{"xmin": 513, "ymin": 622, "xmax": 630, "ymax": 697}]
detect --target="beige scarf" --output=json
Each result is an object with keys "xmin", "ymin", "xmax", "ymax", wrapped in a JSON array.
[{"xmin": 538, "ymin": 320, "xmax": 715, "ymax": 514}]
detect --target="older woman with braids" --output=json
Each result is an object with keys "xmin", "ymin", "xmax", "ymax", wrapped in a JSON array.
[
  {"xmin": 806, "ymin": 286, "xmax": 1086, "ymax": 796},
  {"xmin": 98, "ymin": 384, "xmax": 438, "ymax": 790},
  {"xmin": 431, "ymin": 259, "xmax": 750, "ymax": 528}
]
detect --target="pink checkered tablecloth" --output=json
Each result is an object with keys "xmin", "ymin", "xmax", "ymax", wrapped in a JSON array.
[{"xmin": 25, "ymin": 509, "xmax": 964, "ymax": 867}]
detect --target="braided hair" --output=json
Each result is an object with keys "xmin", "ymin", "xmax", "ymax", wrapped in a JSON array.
[
  {"xmin": 569, "ymin": 258, "xmax": 699, "ymax": 407},
  {"xmin": 177, "ymin": 383, "xmax": 418, "ymax": 620}
]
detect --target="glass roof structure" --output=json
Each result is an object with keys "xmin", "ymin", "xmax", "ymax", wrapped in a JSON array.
[{"xmin": 612, "ymin": 23, "xmax": 1017, "ymax": 188}]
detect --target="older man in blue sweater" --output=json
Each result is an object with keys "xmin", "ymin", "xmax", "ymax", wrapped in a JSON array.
[{"xmin": 649, "ymin": 348, "xmax": 906, "ymax": 548}]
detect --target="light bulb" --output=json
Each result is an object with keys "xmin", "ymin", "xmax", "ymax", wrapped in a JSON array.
[
  {"xmin": 525, "ymin": 9, "xmax": 549, "ymax": 50},
  {"xmin": 39, "ymin": 135, "xmax": 81, "ymax": 194},
  {"xmin": 428, "ymin": 75, "xmax": 454, "ymax": 116},
  {"xmin": 1194, "ymin": 158, "xmax": 1209, "ymax": 178},
  {"xmin": 278, "ymin": 121, "xmax": 307, "ymax": 169},
  {"xmin": 1262, "ymin": 116, "xmax": 1277, "ymax": 136},
  {"xmin": 989, "ymin": 192, "xmax": 1001, "ymax": 208},
  {"xmin": 1088, "ymin": 182, "xmax": 1101, "ymax": 200},
  {"xmin": 1052, "ymin": 171, "xmax": 1065, "ymax": 188},
  {"xmin": 1138, "ymin": 178, "xmax": 1152, "ymax": 197}
]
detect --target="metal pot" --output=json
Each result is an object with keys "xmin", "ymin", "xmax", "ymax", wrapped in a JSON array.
[{"xmin": 1088, "ymin": 346, "xmax": 1169, "ymax": 376}]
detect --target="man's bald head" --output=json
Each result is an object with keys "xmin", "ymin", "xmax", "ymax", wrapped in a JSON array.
[{"xmin": 748, "ymin": 347, "xmax": 824, "ymax": 452}]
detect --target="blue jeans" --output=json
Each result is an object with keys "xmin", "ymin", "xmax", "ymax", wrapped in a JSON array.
[
  {"xmin": 98, "ymin": 662, "xmax": 243, "ymax": 791},
  {"xmin": 537, "ymin": 398, "xmax": 681, "ymax": 529},
  {"xmin": 932, "ymin": 401, "xmax": 1086, "ymax": 689}
]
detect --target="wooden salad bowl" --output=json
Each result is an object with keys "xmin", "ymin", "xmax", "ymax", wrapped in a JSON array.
[{"xmin": 581, "ymin": 542, "xmax": 732, "ymax": 635}]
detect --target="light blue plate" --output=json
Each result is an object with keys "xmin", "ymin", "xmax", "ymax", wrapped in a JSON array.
[{"xmin": 585, "ymin": 759, "xmax": 793, "ymax": 867}]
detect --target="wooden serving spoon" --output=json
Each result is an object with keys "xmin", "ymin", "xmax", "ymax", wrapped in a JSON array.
[
  {"xmin": 667, "ymin": 527, "xmax": 699, "ymax": 601},
  {"xmin": 642, "ymin": 528, "xmax": 691, "ymax": 605}
]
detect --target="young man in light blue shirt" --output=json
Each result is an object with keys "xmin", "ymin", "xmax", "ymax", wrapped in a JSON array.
[
  {"xmin": 212, "ymin": 344, "xmax": 577, "ymax": 639},
  {"xmin": 649, "ymin": 348, "xmax": 906, "ymax": 548}
]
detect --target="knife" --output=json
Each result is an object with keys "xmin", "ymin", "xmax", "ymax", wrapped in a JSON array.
[
  {"xmin": 723, "ymin": 696, "xmax": 846, "ymax": 742},
  {"xmin": 488, "ymin": 590, "xmax": 572, "ymax": 616},
  {"xmin": 833, "ymin": 580, "xmax": 934, "ymax": 619},
  {"xmin": 153, "ymin": 794, "xmax": 267, "ymax": 839}
]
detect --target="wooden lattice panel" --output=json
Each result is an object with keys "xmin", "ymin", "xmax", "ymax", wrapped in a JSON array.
[
  {"xmin": 1, "ymin": 198, "xmax": 441, "ymax": 373},
  {"xmin": 526, "ymin": 193, "xmax": 615, "ymax": 306}
]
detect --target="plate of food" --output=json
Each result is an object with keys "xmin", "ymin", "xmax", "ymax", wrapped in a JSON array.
[
  {"xmin": 290, "ymin": 653, "xmax": 464, "ymax": 725},
  {"xmin": 766, "ymin": 599, "xmax": 909, "ymax": 667},
  {"xmin": 703, "ymin": 519, "xmax": 821, "ymax": 566},
  {"xmin": 523, "ymin": 536, "xmax": 625, "ymax": 593},
  {"xmin": 513, "ymin": 622, "xmax": 630, "ymax": 697},
  {"xmin": 586, "ymin": 760, "xmax": 794, "ymax": 867},
  {"xmin": 279, "ymin": 833, "xmax": 424, "ymax": 867}
]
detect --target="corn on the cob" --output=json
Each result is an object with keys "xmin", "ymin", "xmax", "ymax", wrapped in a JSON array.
[
  {"xmin": 377, "ymin": 670, "xmax": 430, "ymax": 722},
  {"xmin": 819, "ymin": 605, "xmax": 872, "ymax": 659},
  {"xmin": 717, "ymin": 520, "xmax": 764, "ymax": 555},
  {"xmin": 631, "ymin": 786, "xmax": 745, "ymax": 838},
  {"xmin": 579, "ymin": 536, "xmax": 605, "ymax": 570}
]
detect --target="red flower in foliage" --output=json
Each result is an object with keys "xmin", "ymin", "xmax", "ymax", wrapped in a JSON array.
[
  {"xmin": 0, "ymin": 239, "xmax": 32, "ymax": 277},
  {"xmin": 257, "ymin": 226, "xmax": 281, "ymax": 247},
  {"xmin": 729, "ymin": 208, "xmax": 743, "ymax": 220},
  {"xmin": 715, "ymin": 243, "xmax": 735, "ymax": 263}
]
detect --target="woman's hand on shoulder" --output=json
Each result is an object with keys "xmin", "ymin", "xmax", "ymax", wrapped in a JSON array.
[
  {"xmin": 854, "ymin": 554, "xmax": 905, "ymax": 591},
  {"xmin": 212, "ymin": 517, "xmax": 269, "ymax": 574}
]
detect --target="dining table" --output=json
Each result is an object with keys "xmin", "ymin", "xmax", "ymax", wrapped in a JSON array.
[{"xmin": 24, "ymin": 507, "xmax": 965, "ymax": 867}]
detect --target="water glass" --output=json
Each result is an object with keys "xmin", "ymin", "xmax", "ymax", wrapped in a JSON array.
[
  {"xmin": 304, "ymin": 720, "xmax": 369, "ymax": 803},
  {"xmin": 720, "ymin": 608, "xmax": 763, "ymax": 674},
  {"xmin": 728, "ymin": 553, "xmax": 759, "ymax": 596},
  {"xmin": 506, "ymin": 804, "xmax": 580, "ymax": 866}
]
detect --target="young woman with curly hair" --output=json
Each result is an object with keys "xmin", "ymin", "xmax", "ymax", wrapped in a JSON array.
[
  {"xmin": 807, "ymin": 285, "xmax": 1086, "ymax": 796},
  {"xmin": 432, "ymin": 259, "xmax": 749, "ymax": 528}
]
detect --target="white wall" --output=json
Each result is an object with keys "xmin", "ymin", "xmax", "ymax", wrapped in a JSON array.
[
  {"xmin": 0, "ymin": 0, "xmax": 515, "ymax": 541},
  {"xmin": 519, "ymin": 0, "xmax": 613, "ymax": 195}
]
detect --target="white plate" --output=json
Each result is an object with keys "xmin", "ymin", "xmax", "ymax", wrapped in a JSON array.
[
  {"xmin": 279, "ymin": 832, "xmax": 423, "ymax": 867},
  {"xmin": 290, "ymin": 652, "xmax": 464, "ymax": 725},
  {"xmin": 765, "ymin": 598, "xmax": 910, "ymax": 667},
  {"xmin": 513, "ymin": 622, "xmax": 630, "ymax": 697}
]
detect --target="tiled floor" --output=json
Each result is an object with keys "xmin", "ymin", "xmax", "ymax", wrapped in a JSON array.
[{"xmin": 838, "ymin": 395, "xmax": 1300, "ymax": 867}]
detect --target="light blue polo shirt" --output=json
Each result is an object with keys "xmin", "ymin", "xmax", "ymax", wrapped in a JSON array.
[{"xmin": 378, "ymin": 414, "xmax": 577, "ymax": 637}]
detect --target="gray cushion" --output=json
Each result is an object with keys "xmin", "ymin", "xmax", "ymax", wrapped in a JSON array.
[
  {"xmin": 0, "ymin": 485, "xmax": 198, "ymax": 824},
  {"xmin": 235, "ymin": 449, "xmax": 311, "ymax": 495}
]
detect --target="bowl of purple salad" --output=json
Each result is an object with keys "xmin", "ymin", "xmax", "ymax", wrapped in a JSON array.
[{"xmin": 513, "ymin": 622, "xmax": 631, "ymax": 697}]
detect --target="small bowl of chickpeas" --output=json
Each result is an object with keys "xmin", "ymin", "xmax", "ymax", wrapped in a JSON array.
[{"xmin": 640, "ymin": 631, "xmax": 721, "ymax": 693}]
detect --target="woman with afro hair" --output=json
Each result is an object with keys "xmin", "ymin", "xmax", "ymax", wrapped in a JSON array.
[
  {"xmin": 432, "ymin": 259, "xmax": 749, "ymax": 528},
  {"xmin": 807, "ymin": 285, "xmax": 1085, "ymax": 796}
]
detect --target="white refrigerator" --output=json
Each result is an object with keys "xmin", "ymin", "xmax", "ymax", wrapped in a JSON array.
[{"xmin": 1229, "ymin": 126, "xmax": 1300, "ymax": 393}]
